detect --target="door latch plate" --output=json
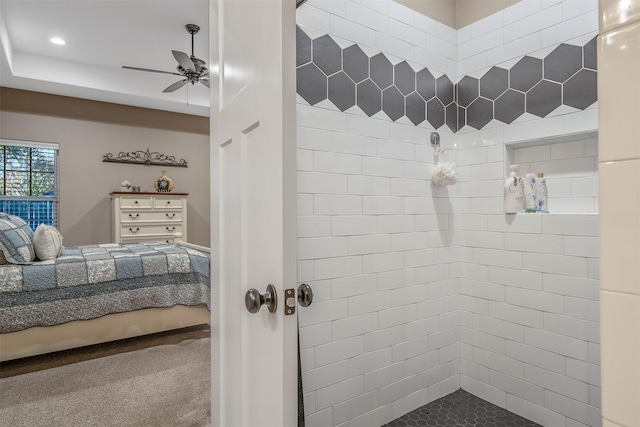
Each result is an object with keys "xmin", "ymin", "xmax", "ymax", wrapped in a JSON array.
[{"xmin": 284, "ymin": 288, "xmax": 296, "ymax": 315}]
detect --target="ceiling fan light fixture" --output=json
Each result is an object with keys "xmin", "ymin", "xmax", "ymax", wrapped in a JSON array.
[
  {"xmin": 122, "ymin": 23, "xmax": 208, "ymax": 94},
  {"xmin": 50, "ymin": 37, "xmax": 66, "ymax": 45}
]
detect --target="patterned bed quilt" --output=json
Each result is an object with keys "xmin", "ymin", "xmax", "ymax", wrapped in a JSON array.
[{"xmin": 0, "ymin": 242, "xmax": 210, "ymax": 333}]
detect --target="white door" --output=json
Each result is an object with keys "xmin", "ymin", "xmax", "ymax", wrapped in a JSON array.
[{"xmin": 210, "ymin": 1, "xmax": 298, "ymax": 427}]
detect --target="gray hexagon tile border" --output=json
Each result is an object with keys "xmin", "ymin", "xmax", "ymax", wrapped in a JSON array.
[{"xmin": 296, "ymin": 26, "xmax": 597, "ymax": 132}]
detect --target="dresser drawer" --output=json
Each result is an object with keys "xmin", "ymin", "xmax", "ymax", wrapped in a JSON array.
[
  {"xmin": 121, "ymin": 223, "xmax": 184, "ymax": 237},
  {"xmin": 121, "ymin": 236, "xmax": 176, "ymax": 244},
  {"xmin": 153, "ymin": 196, "xmax": 184, "ymax": 209},
  {"xmin": 119, "ymin": 196, "xmax": 153, "ymax": 209},
  {"xmin": 120, "ymin": 211, "xmax": 183, "ymax": 223}
]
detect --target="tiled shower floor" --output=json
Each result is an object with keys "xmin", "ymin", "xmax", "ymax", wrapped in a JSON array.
[{"xmin": 385, "ymin": 389, "xmax": 541, "ymax": 427}]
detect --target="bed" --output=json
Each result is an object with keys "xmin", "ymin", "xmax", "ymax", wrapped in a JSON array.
[{"xmin": 0, "ymin": 240, "xmax": 210, "ymax": 362}]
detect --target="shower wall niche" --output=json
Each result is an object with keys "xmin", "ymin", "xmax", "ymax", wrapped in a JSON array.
[{"xmin": 504, "ymin": 131, "xmax": 599, "ymax": 213}]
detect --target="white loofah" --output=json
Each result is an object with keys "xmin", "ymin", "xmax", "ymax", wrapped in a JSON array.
[{"xmin": 431, "ymin": 161, "xmax": 458, "ymax": 186}]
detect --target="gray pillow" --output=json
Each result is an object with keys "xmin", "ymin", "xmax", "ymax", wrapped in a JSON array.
[{"xmin": 0, "ymin": 213, "xmax": 35, "ymax": 264}]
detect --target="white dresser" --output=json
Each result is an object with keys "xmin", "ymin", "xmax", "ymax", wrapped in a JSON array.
[{"xmin": 111, "ymin": 192, "xmax": 188, "ymax": 243}]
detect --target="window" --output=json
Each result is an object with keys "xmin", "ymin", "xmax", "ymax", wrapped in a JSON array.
[{"xmin": 0, "ymin": 139, "xmax": 59, "ymax": 230}]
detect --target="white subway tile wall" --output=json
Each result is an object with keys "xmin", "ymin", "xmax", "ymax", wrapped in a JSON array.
[
  {"xmin": 297, "ymin": 0, "xmax": 459, "ymax": 420},
  {"xmin": 297, "ymin": 0, "xmax": 601, "ymax": 426},
  {"xmin": 457, "ymin": 0, "xmax": 598, "ymax": 77},
  {"xmin": 299, "ymin": 15, "xmax": 446, "ymax": 427},
  {"xmin": 454, "ymin": 6, "xmax": 600, "ymax": 421}
]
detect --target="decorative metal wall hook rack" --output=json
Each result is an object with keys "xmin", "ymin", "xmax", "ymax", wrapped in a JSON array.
[{"xmin": 103, "ymin": 148, "xmax": 188, "ymax": 168}]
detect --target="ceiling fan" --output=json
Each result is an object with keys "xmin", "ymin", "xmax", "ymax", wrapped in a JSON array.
[{"xmin": 122, "ymin": 24, "xmax": 209, "ymax": 93}]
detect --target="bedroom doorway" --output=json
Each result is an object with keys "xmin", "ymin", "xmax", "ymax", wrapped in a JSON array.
[{"xmin": 210, "ymin": 0, "xmax": 299, "ymax": 426}]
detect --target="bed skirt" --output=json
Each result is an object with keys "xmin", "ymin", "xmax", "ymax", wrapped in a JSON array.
[{"xmin": 0, "ymin": 304, "xmax": 210, "ymax": 362}]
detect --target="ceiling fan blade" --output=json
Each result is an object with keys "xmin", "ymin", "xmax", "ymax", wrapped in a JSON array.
[
  {"xmin": 163, "ymin": 79, "xmax": 188, "ymax": 93},
  {"xmin": 122, "ymin": 66, "xmax": 181, "ymax": 76},
  {"xmin": 200, "ymin": 80, "xmax": 210, "ymax": 88},
  {"xmin": 172, "ymin": 50, "xmax": 196, "ymax": 72}
]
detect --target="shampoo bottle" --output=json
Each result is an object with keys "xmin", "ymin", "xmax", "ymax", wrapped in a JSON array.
[
  {"xmin": 524, "ymin": 173, "xmax": 537, "ymax": 211},
  {"xmin": 536, "ymin": 172, "xmax": 547, "ymax": 211},
  {"xmin": 504, "ymin": 165, "xmax": 524, "ymax": 214}
]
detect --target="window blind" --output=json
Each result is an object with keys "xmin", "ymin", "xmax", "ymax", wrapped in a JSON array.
[{"xmin": 0, "ymin": 139, "xmax": 59, "ymax": 230}]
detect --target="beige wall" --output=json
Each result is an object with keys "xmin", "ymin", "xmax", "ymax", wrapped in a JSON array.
[
  {"xmin": 395, "ymin": 0, "xmax": 520, "ymax": 29},
  {"xmin": 455, "ymin": 0, "xmax": 520, "ymax": 28},
  {"xmin": 395, "ymin": 0, "xmax": 456, "ymax": 27},
  {"xmin": 0, "ymin": 88, "xmax": 210, "ymax": 247}
]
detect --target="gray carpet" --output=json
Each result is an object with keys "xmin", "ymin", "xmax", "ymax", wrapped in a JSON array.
[{"xmin": 0, "ymin": 335, "xmax": 211, "ymax": 426}]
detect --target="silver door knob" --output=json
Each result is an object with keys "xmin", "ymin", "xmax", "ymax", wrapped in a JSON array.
[
  {"xmin": 297, "ymin": 283, "xmax": 313, "ymax": 307},
  {"xmin": 245, "ymin": 284, "xmax": 278, "ymax": 314}
]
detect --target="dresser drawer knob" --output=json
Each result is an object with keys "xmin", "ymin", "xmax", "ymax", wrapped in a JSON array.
[
  {"xmin": 166, "ymin": 226, "xmax": 176, "ymax": 232},
  {"xmin": 129, "ymin": 214, "xmax": 140, "ymax": 220},
  {"xmin": 129, "ymin": 227, "xmax": 140, "ymax": 234},
  {"xmin": 166, "ymin": 201, "xmax": 171, "ymax": 205},
  {"xmin": 166, "ymin": 213, "xmax": 176, "ymax": 219},
  {"xmin": 134, "ymin": 200, "xmax": 139, "ymax": 205}
]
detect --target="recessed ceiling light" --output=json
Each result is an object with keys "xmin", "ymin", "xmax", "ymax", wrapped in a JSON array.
[{"xmin": 50, "ymin": 38, "xmax": 66, "ymax": 45}]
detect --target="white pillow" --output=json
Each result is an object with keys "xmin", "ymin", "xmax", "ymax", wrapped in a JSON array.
[{"xmin": 33, "ymin": 225, "xmax": 63, "ymax": 261}]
